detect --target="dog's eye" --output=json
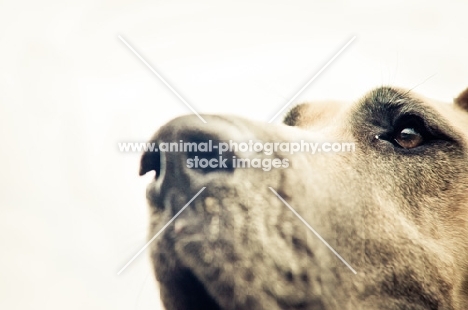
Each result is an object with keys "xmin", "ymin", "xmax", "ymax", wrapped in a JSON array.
[
  {"xmin": 394, "ymin": 127, "xmax": 424, "ymax": 149},
  {"xmin": 376, "ymin": 113, "xmax": 457, "ymax": 151},
  {"xmin": 389, "ymin": 115, "xmax": 430, "ymax": 149}
]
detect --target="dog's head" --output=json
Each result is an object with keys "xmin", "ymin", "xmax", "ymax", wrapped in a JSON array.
[{"xmin": 140, "ymin": 86, "xmax": 468, "ymax": 309}]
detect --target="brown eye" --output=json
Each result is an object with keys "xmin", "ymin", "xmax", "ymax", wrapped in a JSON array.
[{"xmin": 394, "ymin": 128, "xmax": 424, "ymax": 149}]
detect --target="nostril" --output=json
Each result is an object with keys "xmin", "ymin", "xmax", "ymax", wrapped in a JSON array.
[
  {"xmin": 139, "ymin": 144, "xmax": 162, "ymax": 178},
  {"xmin": 142, "ymin": 116, "xmax": 247, "ymax": 212}
]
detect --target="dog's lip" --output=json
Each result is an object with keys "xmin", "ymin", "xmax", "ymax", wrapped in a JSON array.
[{"xmin": 171, "ymin": 268, "xmax": 223, "ymax": 310}]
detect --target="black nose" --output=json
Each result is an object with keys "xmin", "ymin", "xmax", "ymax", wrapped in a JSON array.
[{"xmin": 140, "ymin": 115, "xmax": 248, "ymax": 204}]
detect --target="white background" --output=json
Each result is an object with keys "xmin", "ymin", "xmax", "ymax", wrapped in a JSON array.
[{"xmin": 1, "ymin": 1, "xmax": 467, "ymax": 309}]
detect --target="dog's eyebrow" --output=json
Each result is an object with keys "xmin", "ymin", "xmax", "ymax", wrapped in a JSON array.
[
  {"xmin": 360, "ymin": 86, "xmax": 431, "ymax": 117},
  {"xmin": 353, "ymin": 86, "xmax": 464, "ymax": 143}
]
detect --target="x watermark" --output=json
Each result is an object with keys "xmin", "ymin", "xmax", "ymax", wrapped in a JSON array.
[
  {"xmin": 117, "ymin": 187, "xmax": 206, "ymax": 275},
  {"xmin": 118, "ymin": 35, "xmax": 207, "ymax": 123},
  {"xmin": 268, "ymin": 36, "xmax": 356, "ymax": 123},
  {"xmin": 119, "ymin": 35, "xmax": 355, "ymax": 125},
  {"xmin": 118, "ymin": 35, "xmax": 356, "ymax": 274}
]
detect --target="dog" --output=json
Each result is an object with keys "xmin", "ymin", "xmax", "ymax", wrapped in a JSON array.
[{"xmin": 140, "ymin": 86, "xmax": 468, "ymax": 309}]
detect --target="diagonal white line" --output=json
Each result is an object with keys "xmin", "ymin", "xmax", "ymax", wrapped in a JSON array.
[
  {"xmin": 268, "ymin": 36, "xmax": 356, "ymax": 123},
  {"xmin": 118, "ymin": 35, "xmax": 207, "ymax": 124},
  {"xmin": 269, "ymin": 187, "xmax": 357, "ymax": 274},
  {"xmin": 117, "ymin": 187, "xmax": 206, "ymax": 275}
]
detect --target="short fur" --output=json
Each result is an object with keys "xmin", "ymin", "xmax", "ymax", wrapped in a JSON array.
[{"xmin": 141, "ymin": 86, "xmax": 468, "ymax": 309}]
